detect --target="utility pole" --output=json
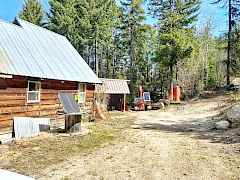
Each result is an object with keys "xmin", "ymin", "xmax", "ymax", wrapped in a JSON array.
[{"xmin": 227, "ymin": 0, "xmax": 232, "ymax": 85}]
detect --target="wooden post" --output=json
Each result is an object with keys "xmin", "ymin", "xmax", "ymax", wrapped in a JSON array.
[{"xmin": 123, "ymin": 94, "xmax": 126, "ymax": 112}]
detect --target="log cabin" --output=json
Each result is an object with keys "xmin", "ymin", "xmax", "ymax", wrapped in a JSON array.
[{"xmin": 0, "ymin": 18, "xmax": 101, "ymax": 137}]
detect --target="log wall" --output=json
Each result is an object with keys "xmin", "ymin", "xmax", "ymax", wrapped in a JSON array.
[{"xmin": 0, "ymin": 76, "xmax": 95, "ymax": 134}]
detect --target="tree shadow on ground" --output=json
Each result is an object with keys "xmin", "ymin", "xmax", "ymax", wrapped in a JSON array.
[{"xmin": 134, "ymin": 115, "xmax": 240, "ymax": 145}]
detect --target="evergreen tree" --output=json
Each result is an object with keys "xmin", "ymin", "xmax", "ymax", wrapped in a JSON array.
[
  {"xmin": 48, "ymin": 0, "xmax": 119, "ymax": 77},
  {"xmin": 80, "ymin": 0, "xmax": 119, "ymax": 77},
  {"xmin": 48, "ymin": 0, "xmax": 84, "ymax": 53},
  {"xmin": 19, "ymin": 0, "xmax": 44, "ymax": 26},
  {"xmin": 149, "ymin": 0, "xmax": 200, "ymax": 28},
  {"xmin": 149, "ymin": 0, "xmax": 200, "ymax": 81},
  {"xmin": 213, "ymin": 0, "xmax": 240, "ymax": 84},
  {"xmin": 120, "ymin": 0, "xmax": 148, "ymax": 99}
]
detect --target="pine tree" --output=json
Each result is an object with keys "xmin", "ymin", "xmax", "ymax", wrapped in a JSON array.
[
  {"xmin": 212, "ymin": 0, "xmax": 240, "ymax": 84},
  {"xmin": 19, "ymin": 0, "xmax": 44, "ymax": 26},
  {"xmin": 48, "ymin": 0, "xmax": 84, "ymax": 53},
  {"xmin": 81, "ymin": 0, "xmax": 119, "ymax": 77},
  {"xmin": 120, "ymin": 0, "xmax": 148, "ymax": 99},
  {"xmin": 48, "ymin": 0, "xmax": 119, "ymax": 77},
  {"xmin": 149, "ymin": 0, "xmax": 200, "ymax": 81}
]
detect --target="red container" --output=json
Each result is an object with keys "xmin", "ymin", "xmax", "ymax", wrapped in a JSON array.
[
  {"xmin": 173, "ymin": 85, "xmax": 181, "ymax": 102},
  {"xmin": 168, "ymin": 84, "xmax": 173, "ymax": 101}
]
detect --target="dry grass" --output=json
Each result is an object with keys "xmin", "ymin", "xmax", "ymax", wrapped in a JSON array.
[
  {"xmin": 0, "ymin": 112, "xmax": 133, "ymax": 177},
  {"xmin": 230, "ymin": 91, "xmax": 240, "ymax": 101}
]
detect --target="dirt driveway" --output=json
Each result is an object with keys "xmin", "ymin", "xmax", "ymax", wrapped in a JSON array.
[{"xmin": 39, "ymin": 96, "xmax": 240, "ymax": 180}]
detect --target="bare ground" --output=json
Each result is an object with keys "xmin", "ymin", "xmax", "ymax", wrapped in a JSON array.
[{"xmin": 1, "ymin": 95, "xmax": 240, "ymax": 180}]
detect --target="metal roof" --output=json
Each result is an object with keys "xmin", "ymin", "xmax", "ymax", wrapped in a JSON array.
[
  {"xmin": 96, "ymin": 78, "xmax": 130, "ymax": 94},
  {"xmin": 0, "ymin": 18, "xmax": 101, "ymax": 84}
]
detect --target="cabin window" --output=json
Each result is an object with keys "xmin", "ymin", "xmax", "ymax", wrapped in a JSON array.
[
  {"xmin": 27, "ymin": 81, "xmax": 41, "ymax": 103},
  {"xmin": 78, "ymin": 83, "xmax": 86, "ymax": 103}
]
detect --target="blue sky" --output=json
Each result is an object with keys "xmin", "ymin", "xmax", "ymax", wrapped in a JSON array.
[{"xmin": 0, "ymin": 0, "xmax": 227, "ymax": 37}]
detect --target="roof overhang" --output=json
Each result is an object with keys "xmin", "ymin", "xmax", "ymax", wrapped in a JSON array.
[
  {"xmin": 0, "ymin": 74, "xmax": 12, "ymax": 78},
  {"xmin": 96, "ymin": 78, "xmax": 130, "ymax": 94}
]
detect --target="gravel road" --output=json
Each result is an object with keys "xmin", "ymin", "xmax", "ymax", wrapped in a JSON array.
[{"xmin": 40, "ymin": 96, "xmax": 240, "ymax": 180}]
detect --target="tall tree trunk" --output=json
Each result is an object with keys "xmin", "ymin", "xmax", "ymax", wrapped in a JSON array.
[
  {"xmin": 160, "ymin": 67, "xmax": 163, "ymax": 98},
  {"xmin": 113, "ymin": 49, "xmax": 116, "ymax": 78},
  {"xmin": 94, "ymin": 24, "xmax": 99, "ymax": 76},
  {"xmin": 170, "ymin": 64, "xmax": 173, "ymax": 81},
  {"xmin": 106, "ymin": 47, "xmax": 109, "ymax": 78},
  {"xmin": 204, "ymin": 38, "xmax": 209, "ymax": 87},
  {"xmin": 176, "ymin": 61, "xmax": 178, "ymax": 81},
  {"xmin": 129, "ymin": 25, "xmax": 135, "ymax": 96},
  {"xmin": 227, "ymin": 0, "xmax": 232, "ymax": 85}
]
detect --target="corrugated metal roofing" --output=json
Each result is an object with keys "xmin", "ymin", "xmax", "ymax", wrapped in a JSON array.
[
  {"xmin": 0, "ymin": 18, "xmax": 101, "ymax": 84},
  {"xmin": 96, "ymin": 78, "xmax": 130, "ymax": 94}
]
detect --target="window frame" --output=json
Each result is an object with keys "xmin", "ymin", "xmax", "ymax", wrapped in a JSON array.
[
  {"xmin": 27, "ymin": 80, "xmax": 41, "ymax": 104},
  {"xmin": 78, "ymin": 83, "xmax": 86, "ymax": 104}
]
